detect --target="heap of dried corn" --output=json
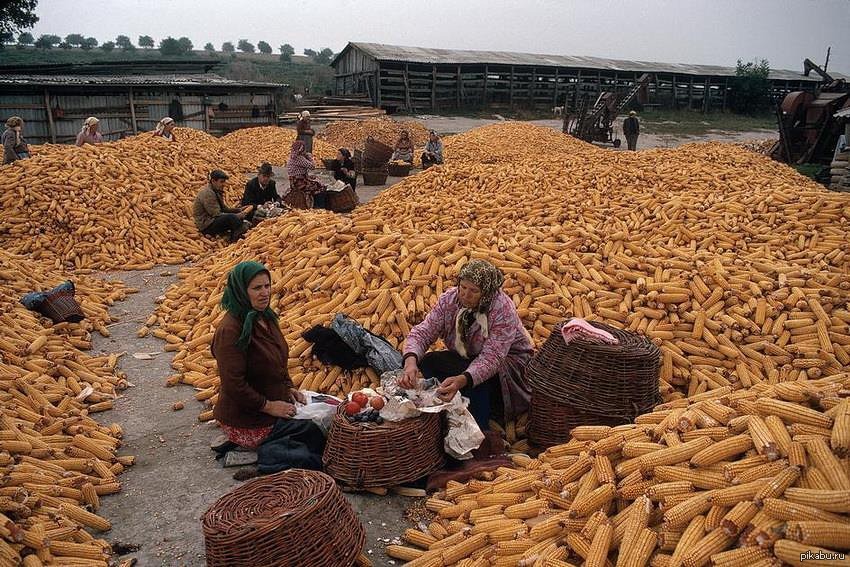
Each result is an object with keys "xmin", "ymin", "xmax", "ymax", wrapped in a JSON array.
[
  {"xmin": 388, "ymin": 375, "xmax": 850, "ymax": 566},
  {"xmin": 220, "ymin": 126, "xmax": 336, "ymax": 166},
  {"xmin": 736, "ymin": 139, "xmax": 778, "ymax": 156},
  {"xmin": 0, "ymin": 250, "xmax": 135, "ymax": 565},
  {"xmin": 318, "ymin": 117, "xmax": 430, "ymax": 151}
]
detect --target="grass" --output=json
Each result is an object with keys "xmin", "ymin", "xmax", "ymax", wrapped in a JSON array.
[{"xmin": 639, "ymin": 109, "xmax": 776, "ymax": 135}]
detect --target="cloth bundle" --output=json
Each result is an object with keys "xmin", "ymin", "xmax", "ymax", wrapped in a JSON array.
[
  {"xmin": 560, "ymin": 317, "xmax": 619, "ymax": 345},
  {"xmin": 20, "ymin": 280, "xmax": 76, "ymax": 311}
]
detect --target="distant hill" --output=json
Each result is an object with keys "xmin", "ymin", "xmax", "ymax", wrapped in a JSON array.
[{"xmin": 0, "ymin": 47, "xmax": 335, "ymax": 94}]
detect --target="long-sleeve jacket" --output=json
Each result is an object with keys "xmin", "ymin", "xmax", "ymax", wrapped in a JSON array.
[
  {"xmin": 2, "ymin": 128, "xmax": 28, "ymax": 164},
  {"xmin": 241, "ymin": 177, "xmax": 280, "ymax": 207},
  {"xmin": 403, "ymin": 287, "xmax": 533, "ymax": 417},
  {"xmin": 424, "ymin": 139, "xmax": 444, "ymax": 162},
  {"xmin": 192, "ymin": 183, "xmax": 239, "ymax": 231},
  {"xmin": 212, "ymin": 313, "xmax": 293, "ymax": 428},
  {"xmin": 623, "ymin": 116, "xmax": 640, "ymax": 136},
  {"xmin": 75, "ymin": 131, "xmax": 103, "ymax": 146}
]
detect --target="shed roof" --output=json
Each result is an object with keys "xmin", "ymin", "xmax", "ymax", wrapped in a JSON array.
[
  {"xmin": 334, "ymin": 42, "xmax": 846, "ymax": 82},
  {"xmin": 0, "ymin": 73, "xmax": 286, "ymax": 89}
]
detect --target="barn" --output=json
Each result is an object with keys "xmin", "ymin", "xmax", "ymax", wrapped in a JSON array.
[
  {"xmin": 0, "ymin": 60, "xmax": 287, "ymax": 144},
  {"xmin": 331, "ymin": 42, "xmax": 828, "ymax": 113}
]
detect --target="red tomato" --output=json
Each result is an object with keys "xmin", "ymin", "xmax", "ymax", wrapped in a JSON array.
[
  {"xmin": 369, "ymin": 396, "xmax": 385, "ymax": 410},
  {"xmin": 351, "ymin": 392, "xmax": 369, "ymax": 408},
  {"xmin": 344, "ymin": 401, "xmax": 361, "ymax": 416}
]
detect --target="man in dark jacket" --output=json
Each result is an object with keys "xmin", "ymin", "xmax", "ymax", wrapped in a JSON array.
[
  {"xmin": 240, "ymin": 163, "xmax": 280, "ymax": 221},
  {"xmin": 193, "ymin": 170, "xmax": 253, "ymax": 243},
  {"xmin": 623, "ymin": 110, "xmax": 640, "ymax": 151}
]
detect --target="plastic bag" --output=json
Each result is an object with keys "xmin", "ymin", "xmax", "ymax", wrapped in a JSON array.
[
  {"xmin": 292, "ymin": 390, "xmax": 341, "ymax": 435},
  {"xmin": 443, "ymin": 396, "xmax": 485, "ymax": 460}
]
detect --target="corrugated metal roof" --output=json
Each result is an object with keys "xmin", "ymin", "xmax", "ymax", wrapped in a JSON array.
[
  {"xmin": 336, "ymin": 42, "xmax": 846, "ymax": 82},
  {"xmin": 0, "ymin": 73, "xmax": 286, "ymax": 89}
]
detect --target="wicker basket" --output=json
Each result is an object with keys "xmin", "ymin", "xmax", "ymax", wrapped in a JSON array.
[
  {"xmin": 282, "ymin": 188, "xmax": 311, "ymax": 209},
  {"xmin": 528, "ymin": 391, "xmax": 630, "ymax": 448},
  {"xmin": 361, "ymin": 169, "xmax": 389, "ymax": 186},
  {"xmin": 388, "ymin": 162, "xmax": 412, "ymax": 177},
  {"xmin": 364, "ymin": 137, "xmax": 393, "ymax": 163},
  {"xmin": 353, "ymin": 149, "xmax": 363, "ymax": 173},
  {"xmin": 202, "ymin": 469, "xmax": 364, "ymax": 567},
  {"xmin": 321, "ymin": 158, "xmax": 339, "ymax": 170},
  {"xmin": 328, "ymin": 186, "xmax": 358, "ymax": 213},
  {"xmin": 39, "ymin": 291, "xmax": 85, "ymax": 323},
  {"xmin": 323, "ymin": 405, "xmax": 445, "ymax": 488}
]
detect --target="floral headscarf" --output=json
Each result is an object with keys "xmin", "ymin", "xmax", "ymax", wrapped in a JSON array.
[
  {"xmin": 154, "ymin": 117, "xmax": 174, "ymax": 135},
  {"xmin": 453, "ymin": 259, "xmax": 505, "ymax": 357}
]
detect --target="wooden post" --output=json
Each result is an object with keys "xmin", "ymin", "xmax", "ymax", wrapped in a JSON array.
[
  {"xmin": 128, "ymin": 88, "xmax": 138, "ymax": 134},
  {"xmin": 431, "ymin": 65, "xmax": 436, "ymax": 111},
  {"xmin": 203, "ymin": 96, "xmax": 211, "ymax": 132},
  {"xmin": 43, "ymin": 89, "xmax": 56, "ymax": 144},
  {"xmin": 703, "ymin": 78, "xmax": 710, "ymax": 113},
  {"xmin": 509, "ymin": 66, "xmax": 515, "ymax": 109},
  {"xmin": 689, "ymin": 77, "xmax": 694, "ymax": 110},
  {"xmin": 482, "ymin": 64, "xmax": 488, "ymax": 108},
  {"xmin": 456, "ymin": 64, "xmax": 462, "ymax": 109},
  {"xmin": 721, "ymin": 77, "xmax": 728, "ymax": 112},
  {"xmin": 404, "ymin": 63, "xmax": 412, "ymax": 111},
  {"xmin": 672, "ymin": 74, "xmax": 678, "ymax": 110},
  {"xmin": 375, "ymin": 62, "xmax": 381, "ymax": 107},
  {"xmin": 553, "ymin": 68, "xmax": 559, "ymax": 106},
  {"xmin": 529, "ymin": 67, "xmax": 536, "ymax": 108},
  {"xmin": 597, "ymin": 71, "xmax": 602, "ymax": 96}
]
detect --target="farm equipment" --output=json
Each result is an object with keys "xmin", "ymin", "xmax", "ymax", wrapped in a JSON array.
[{"xmin": 564, "ymin": 73, "xmax": 651, "ymax": 147}]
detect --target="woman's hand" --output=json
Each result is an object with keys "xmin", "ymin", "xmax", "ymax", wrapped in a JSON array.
[
  {"xmin": 436, "ymin": 374, "xmax": 468, "ymax": 402},
  {"xmin": 262, "ymin": 400, "xmax": 296, "ymax": 418},
  {"xmin": 399, "ymin": 357, "xmax": 422, "ymax": 389},
  {"xmin": 290, "ymin": 390, "xmax": 306, "ymax": 405}
]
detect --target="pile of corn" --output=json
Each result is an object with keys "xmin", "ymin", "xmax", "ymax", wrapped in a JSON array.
[
  {"xmin": 388, "ymin": 376, "xmax": 850, "ymax": 566},
  {"xmin": 736, "ymin": 139, "xmax": 778, "ymax": 156},
  {"xmin": 318, "ymin": 117, "xmax": 430, "ymax": 150},
  {"xmin": 220, "ymin": 126, "xmax": 336, "ymax": 166},
  {"xmin": 0, "ymin": 250, "xmax": 135, "ymax": 565},
  {"xmin": 0, "ymin": 130, "xmax": 248, "ymax": 271}
]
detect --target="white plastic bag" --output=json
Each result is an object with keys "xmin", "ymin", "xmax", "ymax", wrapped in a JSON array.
[
  {"xmin": 292, "ymin": 390, "xmax": 341, "ymax": 435},
  {"xmin": 443, "ymin": 394, "xmax": 485, "ymax": 460}
]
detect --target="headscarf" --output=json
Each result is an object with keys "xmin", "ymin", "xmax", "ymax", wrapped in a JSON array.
[
  {"xmin": 339, "ymin": 148, "xmax": 351, "ymax": 159},
  {"xmin": 453, "ymin": 259, "xmax": 505, "ymax": 358},
  {"xmin": 299, "ymin": 110, "xmax": 311, "ymax": 121},
  {"xmin": 220, "ymin": 261, "xmax": 278, "ymax": 351},
  {"xmin": 5, "ymin": 116, "xmax": 23, "ymax": 144},
  {"xmin": 80, "ymin": 116, "xmax": 99, "ymax": 135},
  {"xmin": 154, "ymin": 117, "xmax": 174, "ymax": 135}
]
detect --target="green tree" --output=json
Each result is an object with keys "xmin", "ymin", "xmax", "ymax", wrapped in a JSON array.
[
  {"xmin": 138, "ymin": 35, "xmax": 154, "ymax": 49},
  {"xmin": 100, "ymin": 41, "xmax": 115, "ymax": 52},
  {"xmin": 222, "ymin": 41, "xmax": 235, "ymax": 54},
  {"xmin": 159, "ymin": 36, "xmax": 182, "ymax": 56},
  {"xmin": 730, "ymin": 58, "xmax": 771, "ymax": 115},
  {"xmin": 257, "ymin": 40, "xmax": 271, "ymax": 54},
  {"xmin": 204, "ymin": 42, "xmax": 215, "ymax": 53},
  {"xmin": 16, "ymin": 31, "xmax": 32, "ymax": 46},
  {"xmin": 34, "ymin": 33, "xmax": 59, "ymax": 49},
  {"xmin": 64, "ymin": 33, "xmax": 84, "ymax": 47},
  {"xmin": 0, "ymin": 0, "xmax": 38, "ymax": 36},
  {"xmin": 177, "ymin": 36, "xmax": 193, "ymax": 53},
  {"xmin": 58, "ymin": 41, "xmax": 70, "ymax": 49},
  {"xmin": 82, "ymin": 37, "xmax": 97, "ymax": 50},
  {"xmin": 279, "ymin": 43, "xmax": 294, "ymax": 62},
  {"xmin": 237, "ymin": 39, "xmax": 254, "ymax": 53},
  {"xmin": 315, "ymin": 47, "xmax": 334, "ymax": 65},
  {"xmin": 303, "ymin": 48, "xmax": 316, "ymax": 58},
  {"xmin": 115, "ymin": 34, "xmax": 134, "ymax": 50},
  {"xmin": 0, "ymin": 31, "xmax": 14, "ymax": 48}
]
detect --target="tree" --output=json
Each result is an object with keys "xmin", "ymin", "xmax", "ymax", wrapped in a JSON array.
[
  {"xmin": 158, "ymin": 36, "xmax": 182, "ymax": 56},
  {"xmin": 237, "ymin": 39, "xmax": 254, "ymax": 53},
  {"xmin": 730, "ymin": 58, "xmax": 771, "ymax": 115},
  {"xmin": 0, "ymin": 0, "xmax": 38, "ymax": 36},
  {"xmin": 204, "ymin": 42, "xmax": 215, "ymax": 53},
  {"xmin": 303, "ymin": 48, "xmax": 316, "ymax": 58},
  {"xmin": 315, "ymin": 47, "xmax": 334, "ymax": 65},
  {"xmin": 16, "ymin": 31, "xmax": 32, "ymax": 46},
  {"xmin": 58, "ymin": 41, "xmax": 71, "ymax": 49},
  {"xmin": 222, "ymin": 41, "xmax": 235, "ymax": 54},
  {"xmin": 0, "ymin": 31, "xmax": 14, "ymax": 48},
  {"xmin": 64, "ymin": 33, "xmax": 84, "ymax": 47},
  {"xmin": 115, "ymin": 35, "xmax": 134, "ymax": 50},
  {"xmin": 34, "ymin": 34, "xmax": 59, "ymax": 49},
  {"xmin": 177, "ymin": 36, "xmax": 193, "ymax": 53},
  {"xmin": 100, "ymin": 41, "xmax": 115, "ymax": 52},
  {"xmin": 257, "ymin": 40, "xmax": 271, "ymax": 54},
  {"xmin": 82, "ymin": 37, "xmax": 97, "ymax": 50},
  {"xmin": 279, "ymin": 43, "xmax": 294, "ymax": 62},
  {"xmin": 138, "ymin": 35, "xmax": 154, "ymax": 49}
]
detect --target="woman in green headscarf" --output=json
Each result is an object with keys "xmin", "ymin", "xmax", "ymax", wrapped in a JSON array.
[{"xmin": 212, "ymin": 261, "xmax": 306, "ymax": 450}]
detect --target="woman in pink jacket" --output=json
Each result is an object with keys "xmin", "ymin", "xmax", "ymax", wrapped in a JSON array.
[{"xmin": 399, "ymin": 260, "xmax": 533, "ymax": 430}]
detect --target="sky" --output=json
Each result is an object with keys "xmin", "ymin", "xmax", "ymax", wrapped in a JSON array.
[{"xmin": 22, "ymin": 0, "xmax": 850, "ymax": 74}]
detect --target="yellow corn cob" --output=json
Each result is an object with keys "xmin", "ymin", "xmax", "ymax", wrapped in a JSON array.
[
  {"xmin": 680, "ymin": 528, "xmax": 734, "ymax": 567},
  {"xmin": 719, "ymin": 501, "xmax": 758, "ymax": 536},
  {"xmin": 747, "ymin": 416, "xmax": 779, "ymax": 461},
  {"xmin": 427, "ymin": 521, "xmax": 448, "ymax": 540},
  {"xmin": 663, "ymin": 493, "xmax": 713, "ymax": 528},
  {"xmin": 429, "ymin": 529, "xmax": 469, "ymax": 550},
  {"xmin": 529, "ymin": 511, "xmax": 572, "ymax": 541},
  {"xmin": 505, "ymin": 499, "xmax": 547, "ymax": 519},
  {"xmin": 688, "ymin": 434, "xmax": 753, "ymax": 468},
  {"xmin": 753, "ymin": 466, "xmax": 801, "ymax": 505},
  {"xmin": 638, "ymin": 438, "xmax": 714, "ymax": 473},
  {"xmin": 622, "ymin": 528, "xmax": 657, "ymax": 567},
  {"xmin": 572, "ymin": 426, "xmax": 613, "ymax": 441},
  {"xmin": 806, "ymin": 438, "xmax": 850, "ymax": 490},
  {"xmin": 469, "ymin": 504, "xmax": 506, "ymax": 523},
  {"xmin": 704, "ymin": 504, "xmax": 729, "ymax": 531},
  {"xmin": 440, "ymin": 533, "xmax": 488, "ymax": 564},
  {"xmin": 477, "ymin": 492, "xmax": 528, "ymax": 507},
  {"xmin": 580, "ymin": 510, "xmax": 609, "ymax": 541},
  {"xmin": 586, "ymin": 522, "xmax": 612, "ymax": 567},
  {"xmin": 709, "ymin": 480, "xmax": 768, "ymax": 506},
  {"xmin": 756, "ymin": 398, "xmax": 833, "ymax": 429},
  {"xmin": 569, "ymin": 483, "xmax": 617, "ymax": 518},
  {"xmin": 495, "ymin": 538, "xmax": 536, "ymax": 556},
  {"xmin": 654, "ymin": 466, "xmax": 729, "ymax": 490},
  {"xmin": 764, "ymin": 415, "xmax": 793, "ymax": 457},
  {"xmin": 708, "ymin": 546, "xmax": 773, "ymax": 567},
  {"xmin": 760, "ymin": 497, "xmax": 850, "ymax": 523},
  {"xmin": 469, "ymin": 518, "xmax": 522, "ymax": 536},
  {"xmin": 438, "ymin": 499, "xmax": 479, "ymax": 519},
  {"xmin": 785, "ymin": 521, "xmax": 850, "ymax": 550},
  {"xmin": 620, "ymin": 496, "xmax": 652, "ymax": 561},
  {"xmin": 830, "ymin": 400, "xmax": 850, "ymax": 458},
  {"xmin": 773, "ymin": 539, "xmax": 847, "ymax": 567},
  {"xmin": 593, "ymin": 455, "xmax": 616, "ymax": 485},
  {"xmin": 404, "ymin": 528, "xmax": 437, "ymax": 549},
  {"xmin": 784, "ymin": 488, "xmax": 850, "ymax": 513},
  {"xmin": 669, "ymin": 514, "xmax": 705, "ymax": 567},
  {"xmin": 47, "ymin": 540, "xmax": 107, "ymax": 560},
  {"xmin": 646, "ymin": 481, "xmax": 694, "ymax": 502}
]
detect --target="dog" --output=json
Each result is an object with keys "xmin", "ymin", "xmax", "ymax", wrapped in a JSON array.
[{"xmin": 552, "ymin": 106, "xmax": 564, "ymax": 117}]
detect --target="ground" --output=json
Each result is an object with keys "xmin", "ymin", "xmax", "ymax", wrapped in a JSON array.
[{"xmin": 89, "ymin": 117, "xmax": 777, "ymax": 566}]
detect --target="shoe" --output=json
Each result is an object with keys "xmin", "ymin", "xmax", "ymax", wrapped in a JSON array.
[
  {"xmin": 233, "ymin": 468, "xmax": 260, "ymax": 481},
  {"xmin": 223, "ymin": 450, "xmax": 258, "ymax": 468},
  {"xmin": 210, "ymin": 435, "xmax": 237, "ymax": 454},
  {"xmin": 228, "ymin": 221, "xmax": 251, "ymax": 243}
]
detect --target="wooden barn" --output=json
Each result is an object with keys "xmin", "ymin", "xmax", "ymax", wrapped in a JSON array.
[
  {"xmin": 331, "ymin": 42, "xmax": 831, "ymax": 113},
  {"xmin": 0, "ymin": 60, "xmax": 287, "ymax": 144}
]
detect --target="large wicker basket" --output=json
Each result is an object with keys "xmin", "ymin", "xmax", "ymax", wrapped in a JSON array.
[
  {"xmin": 328, "ymin": 186, "xmax": 358, "ymax": 213},
  {"xmin": 282, "ymin": 188, "xmax": 311, "ymax": 209},
  {"xmin": 39, "ymin": 291, "xmax": 85, "ymax": 323},
  {"xmin": 364, "ymin": 137, "xmax": 393, "ymax": 165},
  {"xmin": 323, "ymin": 406, "xmax": 445, "ymax": 488},
  {"xmin": 388, "ymin": 162, "xmax": 412, "ymax": 177},
  {"xmin": 527, "ymin": 319, "xmax": 661, "ymax": 448},
  {"xmin": 361, "ymin": 168, "xmax": 389, "ymax": 186},
  {"xmin": 202, "ymin": 469, "xmax": 364, "ymax": 567}
]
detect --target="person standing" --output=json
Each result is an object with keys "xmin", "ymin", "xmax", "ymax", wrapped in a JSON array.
[
  {"xmin": 193, "ymin": 170, "xmax": 253, "ymax": 243},
  {"xmin": 623, "ymin": 110, "xmax": 640, "ymax": 151},
  {"xmin": 75, "ymin": 117, "xmax": 104, "ymax": 146},
  {"xmin": 296, "ymin": 111, "xmax": 314, "ymax": 154},
  {"xmin": 3, "ymin": 116, "xmax": 30, "ymax": 164}
]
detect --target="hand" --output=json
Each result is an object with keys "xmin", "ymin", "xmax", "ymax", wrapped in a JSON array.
[
  {"xmin": 399, "ymin": 357, "xmax": 422, "ymax": 389},
  {"xmin": 290, "ymin": 390, "xmax": 306, "ymax": 405},
  {"xmin": 436, "ymin": 375, "xmax": 468, "ymax": 402},
  {"xmin": 262, "ymin": 400, "xmax": 296, "ymax": 418}
]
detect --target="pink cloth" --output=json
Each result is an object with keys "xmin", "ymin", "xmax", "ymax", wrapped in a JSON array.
[{"xmin": 561, "ymin": 318, "xmax": 619, "ymax": 345}]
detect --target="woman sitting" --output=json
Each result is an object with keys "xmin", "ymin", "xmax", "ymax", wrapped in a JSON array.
[
  {"xmin": 421, "ymin": 130, "xmax": 444, "ymax": 168},
  {"xmin": 330, "ymin": 148, "xmax": 357, "ymax": 191},
  {"xmin": 286, "ymin": 140, "xmax": 328, "ymax": 209},
  {"xmin": 212, "ymin": 261, "xmax": 324, "ymax": 472},
  {"xmin": 390, "ymin": 130, "xmax": 414, "ymax": 164},
  {"xmin": 75, "ymin": 116, "xmax": 103, "ymax": 146},
  {"xmin": 152, "ymin": 117, "xmax": 177, "ymax": 141},
  {"xmin": 399, "ymin": 260, "xmax": 533, "ymax": 432},
  {"xmin": 3, "ymin": 116, "xmax": 29, "ymax": 164}
]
